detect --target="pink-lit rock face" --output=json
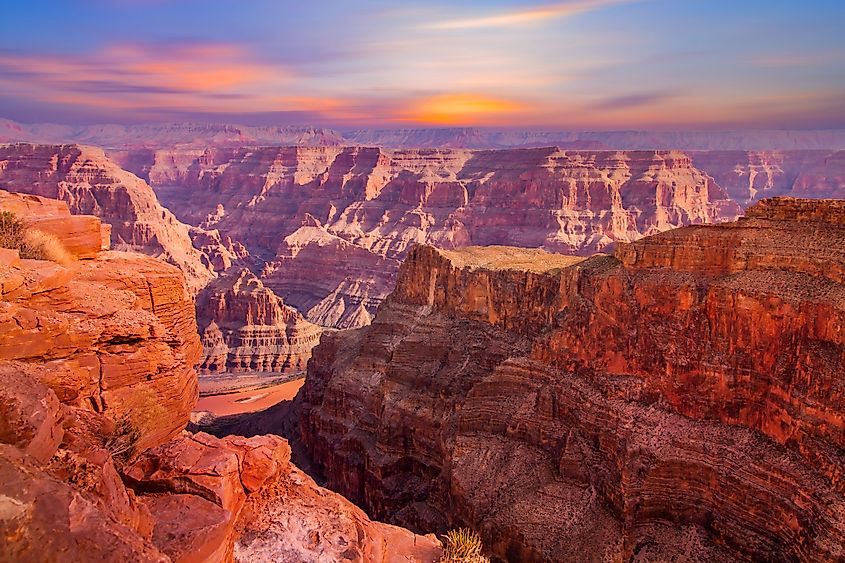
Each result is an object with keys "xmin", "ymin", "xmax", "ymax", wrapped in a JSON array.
[
  {"xmin": 297, "ymin": 198, "xmax": 845, "ymax": 562},
  {"xmin": 126, "ymin": 146, "xmax": 741, "ymax": 328},
  {"xmin": 689, "ymin": 150, "xmax": 845, "ymax": 205},
  {"xmin": 196, "ymin": 268, "xmax": 322, "ymax": 374},
  {"xmin": 0, "ymin": 143, "xmax": 215, "ymax": 292}
]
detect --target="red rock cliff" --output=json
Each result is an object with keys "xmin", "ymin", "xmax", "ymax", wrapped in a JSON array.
[
  {"xmin": 0, "ymin": 189, "xmax": 440, "ymax": 563},
  {"xmin": 299, "ymin": 197, "xmax": 845, "ymax": 561},
  {"xmin": 129, "ymin": 146, "xmax": 741, "ymax": 329}
]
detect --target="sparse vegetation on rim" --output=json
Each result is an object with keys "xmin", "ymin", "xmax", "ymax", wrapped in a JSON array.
[
  {"xmin": 105, "ymin": 415, "xmax": 142, "ymax": 463},
  {"xmin": 438, "ymin": 528, "xmax": 490, "ymax": 563},
  {"xmin": 0, "ymin": 210, "xmax": 75, "ymax": 265}
]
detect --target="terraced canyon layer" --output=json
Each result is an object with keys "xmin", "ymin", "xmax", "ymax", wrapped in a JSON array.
[
  {"xmin": 297, "ymin": 197, "xmax": 845, "ymax": 561},
  {"xmin": 119, "ymin": 145, "xmax": 742, "ymax": 329},
  {"xmin": 0, "ymin": 189, "xmax": 440, "ymax": 562},
  {"xmin": 0, "ymin": 143, "xmax": 216, "ymax": 291},
  {"xmin": 197, "ymin": 268, "xmax": 322, "ymax": 374}
]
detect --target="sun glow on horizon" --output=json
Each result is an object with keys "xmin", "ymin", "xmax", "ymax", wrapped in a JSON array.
[{"xmin": 0, "ymin": 0, "xmax": 843, "ymax": 128}]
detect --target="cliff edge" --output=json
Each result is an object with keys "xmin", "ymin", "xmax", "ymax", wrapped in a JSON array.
[{"xmin": 299, "ymin": 197, "xmax": 845, "ymax": 561}]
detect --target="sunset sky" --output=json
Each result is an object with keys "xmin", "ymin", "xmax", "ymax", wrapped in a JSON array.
[{"xmin": 1, "ymin": 0, "xmax": 843, "ymax": 129}]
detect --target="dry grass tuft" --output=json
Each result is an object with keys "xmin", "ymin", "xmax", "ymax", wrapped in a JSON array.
[
  {"xmin": 438, "ymin": 528, "xmax": 490, "ymax": 563},
  {"xmin": 105, "ymin": 415, "xmax": 141, "ymax": 464},
  {"xmin": 21, "ymin": 229, "xmax": 75, "ymax": 265},
  {"xmin": 0, "ymin": 211, "xmax": 75, "ymax": 265}
]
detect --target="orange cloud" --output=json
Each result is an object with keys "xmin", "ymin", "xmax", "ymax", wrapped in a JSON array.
[
  {"xmin": 395, "ymin": 94, "xmax": 525, "ymax": 125},
  {"xmin": 0, "ymin": 42, "xmax": 291, "ymax": 113}
]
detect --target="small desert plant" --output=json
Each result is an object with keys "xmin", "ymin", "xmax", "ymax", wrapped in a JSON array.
[
  {"xmin": 105, "ymin": 415, "xmax": 141, "ymax": 463},
  {"xmin": 438, "ymin": 528, "xmax": 490, "ymax": 563},
  {"xmin": 20, "ymin": 228, "xmax": 75, "ymax": 265},
  {"xmin": 0, "ymin": 210, "xmax": 24, "ymax": 249},
  {"xmin": 0, "ymin": 210, "xmax": 74, "ymax": 265}
]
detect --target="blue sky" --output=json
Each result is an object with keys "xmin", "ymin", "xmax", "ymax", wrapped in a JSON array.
[{"xmin": 1, "ymin": 0, "xmax": 844, "ymax": 128}]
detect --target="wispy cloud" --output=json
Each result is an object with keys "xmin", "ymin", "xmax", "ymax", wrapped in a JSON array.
[
  {"xmin": 749, "ymin": 51, "xmax": 844, "ymax": 68},
  {"xmin": 0, "ymin": 42, "xmax": 294, "ymax": 113},
  {"xmin": 589, "ymin": 91, "xmax": 677, "ymax": 111},
  {"xmin": 425, "ymin": 0, "xmax": 637, "ymax": 30}
]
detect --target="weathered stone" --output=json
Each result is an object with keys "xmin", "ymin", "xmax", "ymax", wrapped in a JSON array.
[
  {"xmin": 0, "ymin": 363, "xmax": 63, "ymax": 463},
  {"xmin": 196, "ymin": 269, "xmax": 322, "ymax": 375},
  {"xmin": 299, "ymin": 198, "xmax": 845, "ymax": 562}
]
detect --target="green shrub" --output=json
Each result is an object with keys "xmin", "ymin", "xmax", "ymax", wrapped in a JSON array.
[{"xmin": 438, "ymin": 528, "xmax": 490, "ymax": 563}]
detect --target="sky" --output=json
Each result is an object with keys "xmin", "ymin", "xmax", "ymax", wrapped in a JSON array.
[{"xmin": 1, "ymin": 0, "xmax": 844, "ymax": 129}]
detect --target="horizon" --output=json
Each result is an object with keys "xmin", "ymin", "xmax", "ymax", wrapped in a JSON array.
[
  {"xmin": 2, "ymin": 1, "xmax": 844, "ymax": 129},
  {"xmin": 4, "ymin": 115, "xmax": 845, "ymax": 135}
]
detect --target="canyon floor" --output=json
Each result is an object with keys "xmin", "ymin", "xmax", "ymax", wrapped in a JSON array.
[{"xmin": 196, "ymin": 374, "xmax": 305, "ymax": 416}]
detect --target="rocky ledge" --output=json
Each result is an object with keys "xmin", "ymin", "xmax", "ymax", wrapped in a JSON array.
[
  {"xmin": 0, "ymin": 189, "xmax": 440, "ymax": 562},
  {"xmin": 298, "ymin": 197, "xmax": 845, "ymax": 561}
]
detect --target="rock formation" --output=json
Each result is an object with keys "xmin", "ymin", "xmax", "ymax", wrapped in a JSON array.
[
  {"xmin": 298, "ymin": 198, "xmax": 845, "ymax": 561},
  {"xmin": 196, "ymin": 268, "xmax": 322, "ymax": 374},
  {"xmin": 0, "ymin": 189, "xmax": 440, "ymax": 562},
  {"xmin": 125, "ymin": 146, "xmax": 741, "ymax": 329},
  {"xmin": 689, "ymin": 150, "xmax": 845, "ymax": 205},
  {"xmin": 0, "ymin": 143, "xmax": 215, "ymax": 292},
  {"xmin": 0, "ymin": 119, "xmax": 345, "ymax": 149}
]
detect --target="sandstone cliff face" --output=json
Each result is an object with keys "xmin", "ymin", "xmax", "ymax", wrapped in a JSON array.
[
  {"xmin": 0, "ymin": 143, "xmax": 215, "ymax": 291},
  {"xmin": 196, "ymin": 268, "xmax": 322, "ymax": 374},
  {"xmin": 0, "ymin": 190, "xmax": 201, "ymax": 449},
  {"xmin": 298, "ymin": 198, "xmax": 845, "ymax": 562},
  {"xmin": 128, "ymin": 146, "xmax": 740, "ymax": 329},
  {"xmin": 690, "ymin": 150, "xmax": 845, "ymax": 205},
  {"xmin": 0, "ymin": 189, "xmax": 440, "ymax": 562}
]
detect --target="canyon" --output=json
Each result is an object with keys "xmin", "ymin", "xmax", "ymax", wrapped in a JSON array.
[
  {"xmin": 3, "ymin": 141, "xmax": 845, "ymax": 377},
  {"xmin": 2, "ymin": 138, "xmax": 845, "ymax": 561},
  {"xmin": 0, "ymin": 188, "xmax": 441, "ymax": 562},
  {"xmin": 297, "ymin": 198, "xmax": 845, "ymax": 561},
  {"xmin": 117, "ymin": 145, "xmax": 743, "ymax": 331}
]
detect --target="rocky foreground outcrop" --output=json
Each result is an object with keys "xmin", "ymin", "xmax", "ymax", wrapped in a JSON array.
[
  {"xmin": 0, "ymin": 190, "xmax": 440, "ymax": 562},
  {"xmin": 298, "ymin": 198, "xmax": 845, "ymax": 562}
]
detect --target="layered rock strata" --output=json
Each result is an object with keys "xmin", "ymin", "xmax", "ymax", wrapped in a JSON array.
[
  {"xmin": 298, "ymin": 198, "xmax": 845, "ymax": 562},
  {"xmin": 129, "ymin": 146, "xmax": 741, "ymax": 328},
  {"xmin": 0, "ymin": 189, "xmax": 440, "ymax": 562},
  {"xmin": 0, "ymin": 143, "xmax": 214, "ymax": 291},
  {"xmin": 197, "ymin": 268, "xmax": 322, "ymax": 374}
]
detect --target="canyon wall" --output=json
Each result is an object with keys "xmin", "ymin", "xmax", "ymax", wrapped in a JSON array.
[
  {"xmin": 0, "ymin": 143, "xmax": 216, "ymax": 292},
  {"xmin": 297, "ymin": 198, "xmax": 845, "ymax": 562},
  {"xmin": 197, "ymin": 268, "xmax": 322, "ymax": 374},
  {"xmin": 0, "ymin": 189, "xmax": 440, "ymax": 562},
  {"xmin": 123, "ymin": 146, "xmax": 741, "ymax": 329},
  {"xmin": 690, "ymin": 150, "xmax": 845, "ymax": 205}
]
